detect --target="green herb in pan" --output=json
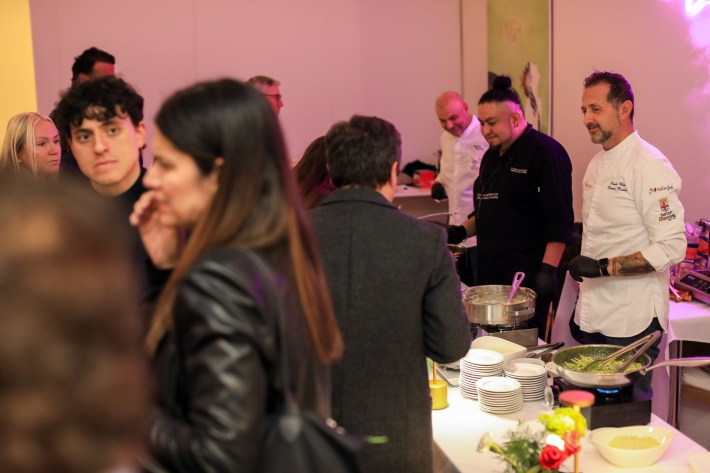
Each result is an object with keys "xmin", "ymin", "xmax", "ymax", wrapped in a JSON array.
[{"xmin": 564, "ymin": 354, "xmax": 644, "ymax": 374}]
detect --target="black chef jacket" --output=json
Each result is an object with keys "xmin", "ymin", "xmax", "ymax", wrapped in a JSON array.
[{"xmin": 473, "ymin": 124, "xmax": 573, "ymax": 288}]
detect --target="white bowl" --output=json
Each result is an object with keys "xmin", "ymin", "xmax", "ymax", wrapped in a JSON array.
[
  {"xmin": 471, "ymin": 336, "xmax": 527, "ymax": 364},
  {"xmin": 590, "ymin": 425, "xmax": 674, "ymax": 468}
]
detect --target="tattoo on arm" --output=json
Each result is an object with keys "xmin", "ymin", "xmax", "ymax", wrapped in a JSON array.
[{"xmin": 610, "ymin": 252, "xmax": 655, "ymax": 276}]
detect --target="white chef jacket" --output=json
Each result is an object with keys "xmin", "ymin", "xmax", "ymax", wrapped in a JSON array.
[
  {"xmin": 438, "ymin": 119, "xmax": 488, "ymax": 228},
  {"xmin": 576, "ymin": 131, "xmax": 687, "ymax": 337}
]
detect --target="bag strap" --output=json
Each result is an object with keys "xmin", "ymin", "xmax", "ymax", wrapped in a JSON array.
[{"xmin": 242, "ymin": 250, "xmax": 299, "ymax": 411}]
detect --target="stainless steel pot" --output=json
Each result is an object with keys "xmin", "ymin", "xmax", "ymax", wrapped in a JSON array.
[
  {"xmin": 462, "ymin": 285, "xmax": 536, "ymax": 326},
  {"xmin": 552, "ymin": 344, "xmax": 710, "ymax": 388}
]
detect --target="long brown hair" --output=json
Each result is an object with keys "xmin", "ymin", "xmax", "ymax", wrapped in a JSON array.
[
  {"xmin": 293, "ymin": 136, "xmax": 335, "ymax": 209},
  {"xmin": 145, "ymin": 79, "xmax": 342, "ymax": 362}
]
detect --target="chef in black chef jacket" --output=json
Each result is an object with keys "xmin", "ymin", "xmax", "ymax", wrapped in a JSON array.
[{"xmin": 448, "ymin": 76, "xmax": 574, "ymax": 340}]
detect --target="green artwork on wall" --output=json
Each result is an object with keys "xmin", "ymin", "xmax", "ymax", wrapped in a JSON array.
[{"xmin": 487, "ymin": 0, "xmax": 550, "ymax": 134}]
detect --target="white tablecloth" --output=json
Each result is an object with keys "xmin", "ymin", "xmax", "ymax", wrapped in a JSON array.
[
  {"xmin": 432, "ymin": 385, "xmax": 708, "ymax": 472},
  {"xmin": 652, "ymin": 300, "xmax": 710, "ymax": 422}
]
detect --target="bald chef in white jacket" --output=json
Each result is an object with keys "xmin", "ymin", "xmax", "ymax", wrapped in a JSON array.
[
  {"xmin": 569, "ymin": 71, "xmax": 686, "ymax": 393},
  {"xmin": 433, "ymin": 92, "xmax": 488, "ymax": 285},
  {"xmin": 433, "ymin": 92, "xmax": 488, "ymax": 226}
]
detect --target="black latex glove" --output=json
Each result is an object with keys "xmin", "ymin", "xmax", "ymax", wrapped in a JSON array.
[
  {"xmin": 446, "ymin": 225, "xmax": 467, "ymax": 244},
  {"xmin": 568, "ymin": 255, "xmax": 602, "ymax": 282},
  {"xmin": 431, "ymin": 182, "xmax": 447, "ymax": 200},
  {"xmin": 534, "ymin": 263, "xmax": 558, "ymax": 301}
]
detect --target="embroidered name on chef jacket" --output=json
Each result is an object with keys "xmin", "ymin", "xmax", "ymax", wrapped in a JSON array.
[
  {"xmin": 479, "ymin": 192, "xmax": 499, "ymax": 200},
  {"xmin": 648, "ymin": 184, "xmax": 675, "ymax": 195},
  {"xmin": 607, "ymin": 180, "xmax": 627, "ymax": 192},
  {"xmin": 658, "ymin": 197, "xmax": 677, "ymax": 222},
  {"xmin": 510, "ymin": 167, "xmax": 527, "ymax": 174}
]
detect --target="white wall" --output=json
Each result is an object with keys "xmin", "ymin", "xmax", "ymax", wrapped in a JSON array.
[
  {"xmin": 30, "ymin": 0, "xmax": 484, "ymax": 167},
  {"xmin": 552, "ymin": 0, "xmax": 710, "ymax": 223}
]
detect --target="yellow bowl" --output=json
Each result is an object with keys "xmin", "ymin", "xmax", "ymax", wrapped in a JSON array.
[{"xmin": 590, "ymin": 425, "xmax": 673, "ymax": 468}]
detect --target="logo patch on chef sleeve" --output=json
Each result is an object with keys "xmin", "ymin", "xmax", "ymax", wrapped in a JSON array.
[
  {"xmin": 658, "ymin": 197, "xmax": 677, "ymax": 221},
  {"xmin": 648, "ymin": 184, "xmax": 675, "ymax": 194}
]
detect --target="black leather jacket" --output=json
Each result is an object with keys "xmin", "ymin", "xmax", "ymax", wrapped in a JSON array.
[{"xmin": 144, "ymin": 247, "xmax": 331, "ymax": 473}]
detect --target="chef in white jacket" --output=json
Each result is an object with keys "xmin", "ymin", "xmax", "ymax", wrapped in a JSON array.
[
  {"xmin": 433, "ymin": 92, "xmax": 488, "ymax": 285},
  {"xmin": 433, "ymin": 92, "xmax": 488, "ymax": 225},
  {"xmin": 569, "ymin": 71, "xmax": 687, "ymax": 393}
]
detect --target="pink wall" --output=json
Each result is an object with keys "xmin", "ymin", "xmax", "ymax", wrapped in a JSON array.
[
  {"xmin": 29, "ymin": 0, "xmax": 472, "ymax": 167},
  {"xmin": 552, "ymin": 0, "xmax": 710, "ymax": 223}
]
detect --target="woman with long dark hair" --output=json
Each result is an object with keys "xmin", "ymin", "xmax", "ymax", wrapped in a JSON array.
[
  {"xmin": 293, "ymin": 136, "xmax": 335, "ymax": 209},
  {"xmin": 131, "ymin": 79, "xmax": 343, "ymax": 472}
]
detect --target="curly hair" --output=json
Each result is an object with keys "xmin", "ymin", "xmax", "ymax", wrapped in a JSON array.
[{"xmin": 52, "ymin": 76, "xmax": 143, "ymax": 141}]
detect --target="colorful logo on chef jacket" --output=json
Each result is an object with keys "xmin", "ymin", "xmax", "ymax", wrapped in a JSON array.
[
  {"xmin": 658, "ymin": 197, "xmax": 677, "ymax": 222},
  {"xmin": 648, "ymin": 184, "xmax": 675, "ymax": 195}
]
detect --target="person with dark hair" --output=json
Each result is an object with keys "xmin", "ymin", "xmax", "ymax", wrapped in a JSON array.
[
  {"xmin": 293, "ymin": 136, "xmax": 334, "ymax": 208},
  {"xmin": 569, "ymin": 71, "xmax": 686, "ymax": 392},
  {"xmin": 309, "ymin": 115, "xmax": 471, "ymax": 473},
  {"xmin": 52, "ymin": 76, "xmax": 166, "ymax": 311},
  {"xmin": 0, "ymin": 175, "xmax": 148, "ymax": 473},
  {"xmin": 70, "ymin": 46, "xmax": 116, "ymax": 86},
  {"xmin": 247, "ymin": 75, "xmax": 284, "ymax": 115},
  {"xmin": 130, "ymin": 78, "xmax": 342, "ymax": 472},
  {"xmin": 52, "ymin": 46, "xmax": 118, "ymax": 177},
  {"xmin": 447, "ymin": 76, "xmax": 574, "ymax": 340}
]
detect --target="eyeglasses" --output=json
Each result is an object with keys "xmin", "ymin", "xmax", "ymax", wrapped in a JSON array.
[{"xmin": 262, "ymin": 93, "xmax": 282, "ymax": 101}]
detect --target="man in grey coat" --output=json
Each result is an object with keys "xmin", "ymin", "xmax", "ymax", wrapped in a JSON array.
[{"xmin": 309, "ymin": 115, "xmax": 472, "ymax": 473}]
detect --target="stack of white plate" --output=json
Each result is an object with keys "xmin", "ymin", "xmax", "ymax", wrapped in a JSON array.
[
  {"xmin": 459, "ymin": 349, "xmax": 504, "ymax": 400},
  {"xmin": 475, "ymin": 376, "xmax": 524, "ymax": 414},
  {"xmin": 503, "ymin": 360, "xmax": 548, "ymax": 401}
]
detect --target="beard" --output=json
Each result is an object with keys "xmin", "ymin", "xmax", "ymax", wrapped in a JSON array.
[{"xmin": 588, "ymin": 125, "xmax": 612, "ymax": 144}]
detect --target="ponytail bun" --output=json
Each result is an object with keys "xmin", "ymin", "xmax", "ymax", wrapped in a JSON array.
[{"xmin": 492, "ymin": 75, "xmax": 512, "ymax": 90}]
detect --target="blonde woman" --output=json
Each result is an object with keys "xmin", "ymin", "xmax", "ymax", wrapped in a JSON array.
[{"xmin": 1, "ymin": 112, "xmax": 61, "ymax": 177}]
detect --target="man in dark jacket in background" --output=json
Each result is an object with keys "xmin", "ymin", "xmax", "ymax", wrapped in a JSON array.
[{"xmin": 309, "ymin": 115, "xmax": 471, "ymax": 473}]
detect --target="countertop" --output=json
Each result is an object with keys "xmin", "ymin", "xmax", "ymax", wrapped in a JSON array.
[{"xmin": 432, "ymin": 382, "xmax": 708, "ymax": 472}]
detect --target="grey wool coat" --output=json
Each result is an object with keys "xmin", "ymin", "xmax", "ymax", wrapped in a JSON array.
[{"xmin": 309, "ymin": 188, "xmax": 472, "ymax": 473}]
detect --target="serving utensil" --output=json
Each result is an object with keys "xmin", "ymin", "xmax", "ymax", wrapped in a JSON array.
[
  {"xmin": 526, "ymin": 341, "xmax": 565, "ymax": 359},
  {"xmin": 507, "ymin": 272, "xmax": 525, "ymax": 303},
  {"xmin": 553, "ymin": 343, "xmax": 710, "ymax": 388},
  {"xmin": 582, "ymin": 331, "xmax": 660, "ymax": 373}
]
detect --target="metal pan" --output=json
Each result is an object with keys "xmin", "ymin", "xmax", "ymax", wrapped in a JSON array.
[
  {"xmin": 553, "ymin": 344, "xmax": 710, "ymax": 388},
  {"xmin": 462, "ymin": 285, "xmax": 536, "ymax": 326}
]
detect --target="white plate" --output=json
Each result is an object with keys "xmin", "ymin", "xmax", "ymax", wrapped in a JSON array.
[
  {"xmin": 464, "ymin": 349, "xmax": 505, "ymax": 366},
  {"xmin": 475, "ymin": 376, "xmax": 521, "ymax": 393},
  {"xmin": 480, "ymin": 404, "xmax": 523, "ymax": 414},
  {"xmin": 504, "ymin": 362, "xmax": 548, "ymax": 378}
]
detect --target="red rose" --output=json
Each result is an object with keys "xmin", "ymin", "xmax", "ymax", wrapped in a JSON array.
[{"xmin": 539, "ymin": 445, "xmax": 567, "ymax": 470}]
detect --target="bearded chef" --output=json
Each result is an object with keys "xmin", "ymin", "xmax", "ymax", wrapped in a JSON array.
[{"xmin": 569, "ymin": 71, "xmax": 687, "ymax": 393}]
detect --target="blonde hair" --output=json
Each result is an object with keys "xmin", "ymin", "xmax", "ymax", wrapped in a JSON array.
[{"xmin": 1, "ymin": 112, "xmax": 55, "ymax": 174}]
